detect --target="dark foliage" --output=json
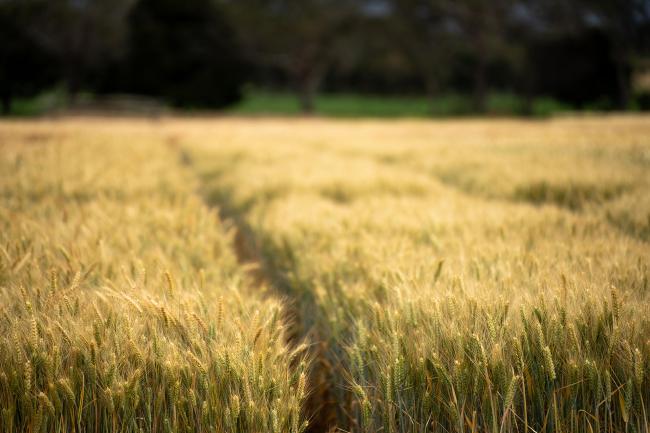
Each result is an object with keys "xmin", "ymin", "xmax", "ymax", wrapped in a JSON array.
[
  {"xmin": 530, "ymin": 29, "xmax": 621, "ymax": 108},
  {"xmin": 2, "ymin": 0, "xmax": 649, "ymax": 114},
  {"xmin": 0, "ymin": 2, "xmax": 59, "ymax": 114},
  {"xmin": 126, "ymin": 0, "xmax": 246, "ymax": 108}
]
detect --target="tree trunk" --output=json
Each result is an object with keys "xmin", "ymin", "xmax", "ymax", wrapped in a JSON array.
[
  {"xmin": 613, "ymin": 55, "xmax": 630, "ymax": 110},
  {"xmin": 1, "ymin": 91, "xmax": 11, "ymax": 115},
  {"xmin": 67, "ymin": 75, "xmax": 80, "ymax": 106},
  {"xmin": 520, "ymin": 62, "xmax": 534, "ymax": 116},
  {"xmin": 298, "ymin": 82, "xmax": 315, "ymax": 114},
  {"xmin": 64, "ymin": 59, "xmax": 82, "ymax": 107},
  {"xmin": 473, "ymin": 41, "xmax": 488, "ymax": 114},
  {"xmin": 522, "ymin": 86, "xmax": 533, "ymax": 117},
  {"xmin": 425, "ymin": 77, "xmax": 439, "ymax": 116},
  {"xmin": 295, "ymin": 64, "xmax": 325, "ymax": 115}
]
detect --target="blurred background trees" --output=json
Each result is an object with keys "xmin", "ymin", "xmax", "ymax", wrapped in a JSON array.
[
  {"xmin": 125, "ymin": 0, "xmax": 246, "ymax": 108},
  {"xmin": 0, "ymin": 1, "xmax": 58, "ymax": 114},
  {"xmin": 221, "ymin": 0, "xmax": 356, "ymax": 113},
  {"xmin": 1, "ymin": 0, "xmax": 649, "ymax": 115}
]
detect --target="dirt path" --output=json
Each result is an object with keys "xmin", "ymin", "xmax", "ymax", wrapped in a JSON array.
[{"xmin": 178, "ymin": 147, "xmax": 339, "ymax": 433}]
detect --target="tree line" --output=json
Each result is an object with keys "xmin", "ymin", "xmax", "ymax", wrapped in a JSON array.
[{"xmin": 1, "ymin": 0, "xmax": 649, "ymax": 115}]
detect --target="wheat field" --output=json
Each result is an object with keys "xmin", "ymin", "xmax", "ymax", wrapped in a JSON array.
[
  {"xmin": 0, "ymin": 120, "xmax": 308, "ymax": 433},
  {"xmin": 1, "ymin": 116, "xmax": 649, "ymax": 433}
]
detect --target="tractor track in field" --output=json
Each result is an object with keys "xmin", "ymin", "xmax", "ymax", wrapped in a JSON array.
[
  {"xmin": 177, "ymin": 146, "xmax": 340, "ymax": 433},
  {"xmin": 222, "ymin": 210, "xmax": 340, "ymax": 433}
]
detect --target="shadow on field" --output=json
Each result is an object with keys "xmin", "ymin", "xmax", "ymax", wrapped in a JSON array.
[{"xmin": 176, "ymin": 146, "xmax": 340, "ymax": 433}]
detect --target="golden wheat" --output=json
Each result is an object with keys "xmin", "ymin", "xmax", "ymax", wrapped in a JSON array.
[
  {"xmin": 2, "ymin": 115, "xmax": 648, "ymax": 433},
  {"xmin": 185, "ymin": 115, "xmax": 650, "ymax": 433},
  {"xmin": 0, "ymin": 119, "xmax": 308, "ymax": 433}
]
